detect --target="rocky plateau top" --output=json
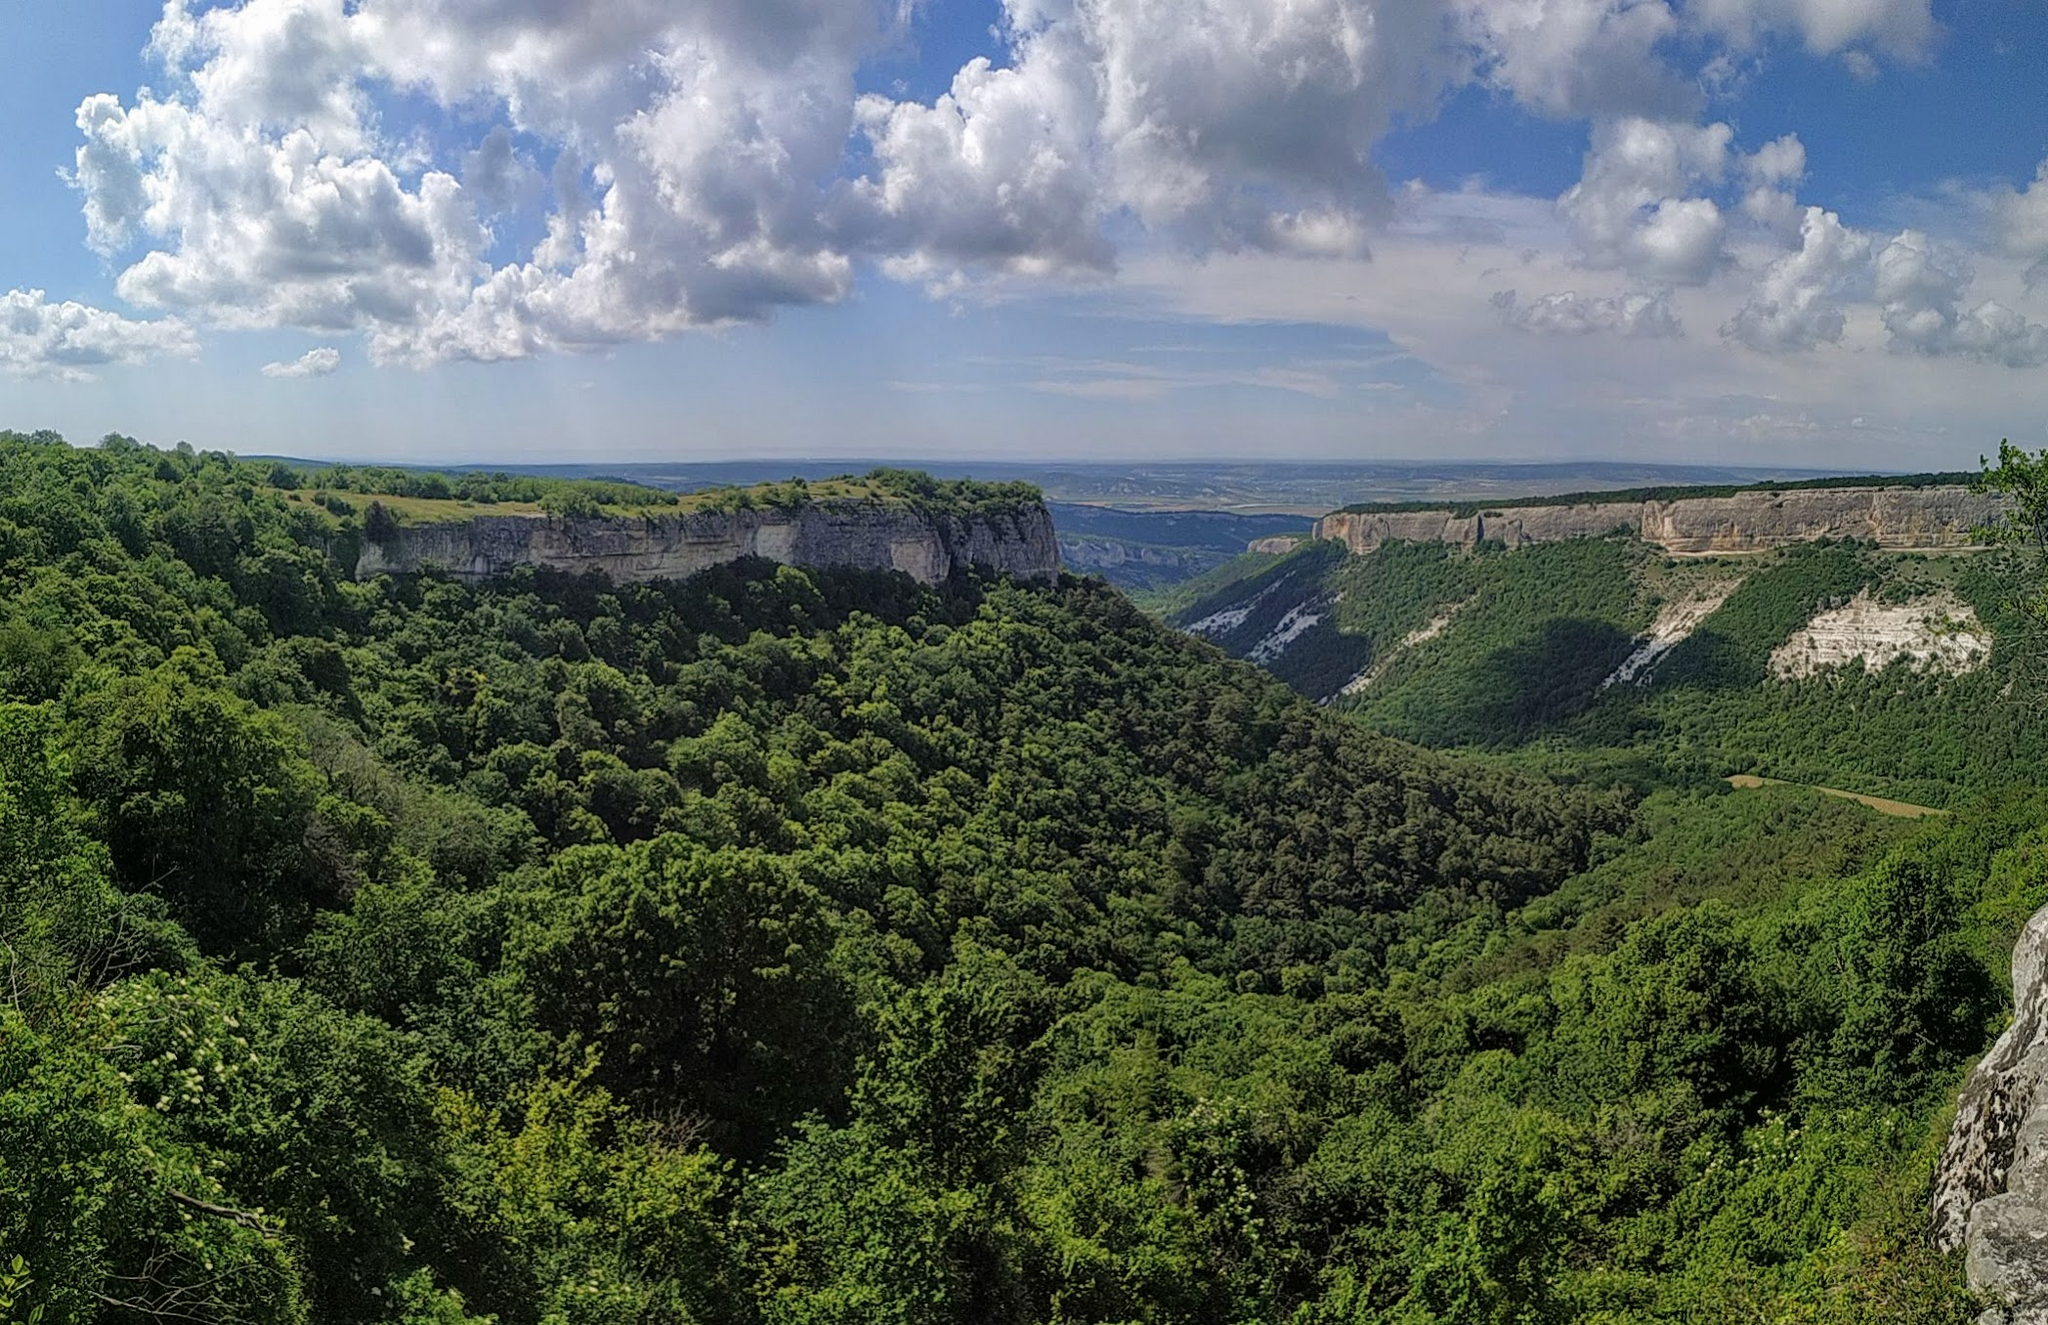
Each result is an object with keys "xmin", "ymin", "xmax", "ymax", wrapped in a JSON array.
[{"xmin": 1317, "ymin": 484, "xmax": 2009, "ymax": 555}]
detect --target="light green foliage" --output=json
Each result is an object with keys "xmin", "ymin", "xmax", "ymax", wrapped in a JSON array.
[
  {"xmin": 1981, "ymin": 439, "xmax": 2048, "ymax": 550},
  {"xmin": 0, "ymin": 430, "xmax": 2015, "ymax": 1322},
  {"xmin": 434, "ymin": 1074, "xmax": 736, "ymax": 1322},
  {"xmin": 0, "ymin": 1256, "xmax": 44, "ymax": 1325}
]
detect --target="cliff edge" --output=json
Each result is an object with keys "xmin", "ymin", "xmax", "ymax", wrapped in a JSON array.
[
  {"xmin": 1934, "ymin": 899, "xmax": 2048, "ymax": 1323},
  {"xmin": 354, "ymin": 499, "xmax": 1060, "ymax": 586},
  {"xmin": 1317, "ymin": 484, "xmax": 2009, "ymax": 556}
]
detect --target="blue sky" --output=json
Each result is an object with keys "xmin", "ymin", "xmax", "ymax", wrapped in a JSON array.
[{"xmin": 2, "ymin": 0, "xmax": 2047, "ymax": 467}]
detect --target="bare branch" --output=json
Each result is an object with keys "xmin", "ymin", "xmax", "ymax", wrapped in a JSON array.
[{"xmin": 165, "ymin": 1189, "xmax": 281, "ymax": 1240}]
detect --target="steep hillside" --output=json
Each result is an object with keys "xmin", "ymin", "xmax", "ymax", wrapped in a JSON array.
[
  {"xmin": 1321, "ymin": 473, "xmax": 2001, "ymax": 553},
  {"xmin": 1171, "ymin": 531, "xmax": 2048, "ymax": 806}
]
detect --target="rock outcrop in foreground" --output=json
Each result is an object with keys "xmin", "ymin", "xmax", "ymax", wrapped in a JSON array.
[
  {"xmin": 1318, "ymin": 485, "xmax": 2009, "ymax": 555},
  {"xmin": 355, "ymin": 501, "xmax": 1060, "ymax": 586},
  {"xmin": 1934, "ymin": 899, "xmax": 2048, "ymax": 1323}
]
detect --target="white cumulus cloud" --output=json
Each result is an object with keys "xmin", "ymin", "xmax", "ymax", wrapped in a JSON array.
[
  {"xmin": 0, "ymin": 289, "xmax": 198, "ymax": 381},
  {"xmin": 1559, "ymin": 118, "xmax": 1734, "ymax": 285},
  {"xmin": 1493, "ymin": 287, "xmax": 1683, "ymax": 337},
  {"xmin": 1874, "ymin": 230, "xmax": 2048, "ymax": 367},
  {"xmin": 1462, "ymin": 0, "xmax": 1691, "ymax": 120},
  {"xmin": 1690, "ymin": 0, "xmax": 1935, "ymax": 62},
  {"xmin": 1723, "ymin": 205, "xmax": 1870, "ymax": 351},
  {"xmin": 72, "ymin": 0, "xmax": 884, "ymax": 364},
  {"xmin": 1991, "ymin": 159, "xmax": 2048, "ymax": 289},
  {"xmin": 52, "ymin": 0, "xmax": 1981, "ymax": 374},
  {"xmin": 263, "ymin": 346, "xmax": 342, "ymax": 378}
]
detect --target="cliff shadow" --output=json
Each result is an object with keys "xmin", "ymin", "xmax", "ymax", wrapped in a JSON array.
[
  {"xmin": 1452, "ymin": 617, "xmax": 1640, "ymax": 745},
  {"xmin": 1649, "ymin": 627, "xmax": 1766, "ymax": 692}
]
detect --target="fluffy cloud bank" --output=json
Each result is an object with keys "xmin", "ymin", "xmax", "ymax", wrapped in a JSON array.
[
  {"xmin": 73, "ymin": 0, "xmax": 2033, "ymax": 376},
  {"xmin": 0, "ymin": 288, "xmax": 197, "ymax": 380},
  {"xmin": 1494, "ymin": 287, "xmax": 1683, "ymax": 338}
]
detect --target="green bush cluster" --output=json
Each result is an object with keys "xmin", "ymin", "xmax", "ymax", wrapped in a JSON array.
[{"xmin": 292, "ymin": 462, "xmax": 679, "ymax": 511}]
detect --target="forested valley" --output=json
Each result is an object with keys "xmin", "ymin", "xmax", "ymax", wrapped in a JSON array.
[
  {"xmin": 1, "ymin": 430, "xmax": 2040, "ymax": 1323},
  {"xmin": 1163, "ymin": 503, "xmax": 2048, "ymax": 809}
]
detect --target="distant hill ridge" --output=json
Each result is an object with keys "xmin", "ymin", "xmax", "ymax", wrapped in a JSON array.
[{"xmin": 1317, "ymin": 475, "xmax": 2008, "ymax": 556}]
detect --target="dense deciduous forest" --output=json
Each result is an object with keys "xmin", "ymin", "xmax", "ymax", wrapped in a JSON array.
[
  {"xmin": 1, "ymin": 431, "xmax": 2040, "ymax": 1323},
  {"xmin": 1166, "ymin": 520, "xmax": 2048, "ymax": 809}
]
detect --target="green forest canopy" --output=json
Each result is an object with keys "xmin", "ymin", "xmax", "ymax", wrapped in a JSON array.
[
  {"xmin": 27, "ymin": 430, "xmax": 1044, "ymax": 529},
  {"xmin": 0, "ymin": 429, "xmax": 2037, "ymax": 1323}
]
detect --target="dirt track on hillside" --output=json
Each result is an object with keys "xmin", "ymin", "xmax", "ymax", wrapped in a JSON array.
[{"xmin": 1726, "ymin": 774, "xmax": 1947, "ymax": 819}]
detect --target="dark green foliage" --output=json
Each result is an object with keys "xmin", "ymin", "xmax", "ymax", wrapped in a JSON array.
[
  {"xmin": 304, "ymin": 463, "xmax": 680, "ymax": 511},
  {"xmin": 362, "ymin": 498, "xmax": 400, "ymax": 543},
  {"xmin": 0, "ymin": 431, "xmax": 2012, "ymax": 1323},
  {"xmin": 1830, "ymin": 854, "xmax": 1997, "ymax": 1101},
  {"xmin": 67, "ymin": 657, "xmax": 337, "ymax": 959},
  {"xmin": 1980, "ymin": 440, "xmax": 2048, "ymax": 667},
  {"xmin": 1180, "ymin": 527, "xmax": 2048, "ymax": 808},
  {"xmin": 510, "ymin": 838, "xmax": 858, "ymax": 1156},
  {"xmin": 1331, "ymin": 539, "xmax": 1651, "ymax": 746}
]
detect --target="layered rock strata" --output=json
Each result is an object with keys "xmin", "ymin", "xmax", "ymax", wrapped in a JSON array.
[
  {"xmin": 1317, "ymin": 485, "xmax": 2009, "ymax": 555},
  {"xmin": 354, "ymin": 501, "xmax": 1060, "ymax": 586},
  {"xmin": 1768, "ymin": 589, "xmax": 1990, "ymax": 679},
  {"xmin": 1934, "ymin": 900, "xmax": 2048, "ymax": 1324}
]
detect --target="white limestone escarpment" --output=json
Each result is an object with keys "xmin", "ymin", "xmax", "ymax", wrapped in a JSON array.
[
  {"xmin": 352, "ymin": 500, "xmax": 1061, "ymax": 586},
  {"xmin": 1768, "ymin": 589, "xmax": 1990, "ymax": 680},
  {"xmin": 1933, "ymin": 900, "xmax": 2048, "ymax": 1324},
  {"xmin": 1316, "ymin": 485, "xmax": 2010, "ymax": 556}
]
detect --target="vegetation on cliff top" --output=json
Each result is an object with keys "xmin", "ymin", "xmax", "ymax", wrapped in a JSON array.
[
  {"xmin": 285, "ymin": 455, "xmax": 1043, "ymax": 527},
  {"xmin": 1334, "ymin": 469, "xmax": 1981, "ymax": 517}
]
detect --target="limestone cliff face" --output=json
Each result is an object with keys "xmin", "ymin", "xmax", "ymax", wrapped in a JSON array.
[
  {"xmin": 354, "ymin": 501, "xmax": 1060, "ymax": 586},
  {"xmin": 1934, "ymin": 900, "xmax": 2048, "ymax": 1323},
  {"xmin": 1316, "ymin": 485, "xmax": 2008, "ymax": 556}
]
